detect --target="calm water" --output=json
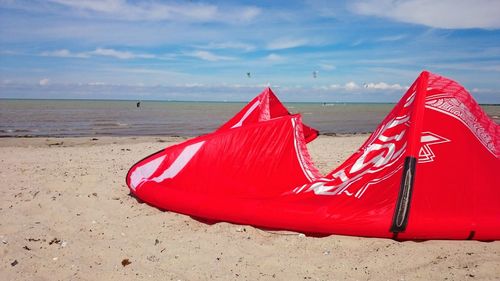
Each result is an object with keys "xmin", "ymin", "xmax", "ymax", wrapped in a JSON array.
[{"xmin": 1, "ymin": 99, "xmax": 499, "ymax": 137}]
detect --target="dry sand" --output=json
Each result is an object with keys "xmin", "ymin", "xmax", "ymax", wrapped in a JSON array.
[{"xmin": 0, "ymin": 135, "xmax": 499, "ymax": 280}]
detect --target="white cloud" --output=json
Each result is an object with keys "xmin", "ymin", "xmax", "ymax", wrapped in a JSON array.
[
  {"xmin": 319, "ymin": 63, "xmax": 336, "ymax": 71},
  {"xmin": 471, "ymin": 88, "xmax": 495, "ymax": 93},
  {"xmin": 87, "ymin": 82, "xmax": 107, "ymax": 86},
  {"xmin": 89, "ymin": 48, "xmax": 155, "ymax": 59},
  {"xmin": 41, "ymin": 48, "xmax": 156, "ymax": 60},
  {"xmin": 186, "ymin": 50, "xmax": 235, "ymax": 62},
  {"xmin": 0, "ymin": 50, "xmax": 19, "ymax": 56},
  {"xmin": 267, "ymin": 38, "xmax": 309, "ymax": 50},
  {"xmin": 48, "ymin": 0, "xmax": 119, "ymax": 13},
  {"xmin": 344, "ymin": 81, "xmax": 360, "ymax": 90},
  {"xmin": 319, "ymin": 84, "xmax": 341, "ymax": 90},
  {"xmin": 89, "ymin": 48, "xmax": 131, "ymax": 59},
  {"xmin": 318, "ymin": 81, "xmax": 406, "ymax": 91},
  {"xmin": 39, "ymin": 78, "xmax": 50, "ymax": 86},
  {"xmin": 197, "ymin": 42, "xmax": 256, "ymax": 52},
  {"xmin": 265, "ymin": 53, "xmax": 285, "ymax": 62},
  {"xmin": 41, "ymin": 49, "xmax": 89, "ymax": 58},
  {"xmin": 376, "ymin": 34, "xmax": 407, "ymax": 42},
  {"xmin": 181, "ymin": 83, "xmax": 205, "ymax": 88},
  {"xmin": 351, "ymin": 39, "xmax": 365, "ymax": 46},
  {"xmin": 363, "ymin": 82, "xmax": 406, "ymax": 90},
  {"xmin": 351, "ymin": 0, "xmax": 500, "ymax": 29},
  {"xmin": 238, "ymin": 6, "xmax": 261, "ymax": 22},
  {"xmin": 48, "ymin": 0, "xmax": 261, "ymax": 23}
]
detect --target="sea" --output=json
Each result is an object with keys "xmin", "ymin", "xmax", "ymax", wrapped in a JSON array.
[{"xmin": 1, "ymin": 99, "xmax": 499, "ymax": 137}]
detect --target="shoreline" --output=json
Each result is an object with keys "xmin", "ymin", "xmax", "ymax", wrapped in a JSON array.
[
  {"xmin": 1, "ymin": 135, "xmax": 499, "ymax": 280},
  {"xmin": 0, "ymin": 132, "xmax": 374, "ymax": 139},
  {"xmin": 0, "ymin": 133, "xmax": 371, "ymax": 147}
]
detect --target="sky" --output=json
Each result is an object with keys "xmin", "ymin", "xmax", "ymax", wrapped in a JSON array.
[{"xmin": 1, "ymin": 0, "xmax": 500, "ymax": 103}]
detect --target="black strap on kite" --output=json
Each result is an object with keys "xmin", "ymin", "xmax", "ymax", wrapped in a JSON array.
[{"xmin": 391, "ymin": 156, "xmax": 417, "ymax": 234}]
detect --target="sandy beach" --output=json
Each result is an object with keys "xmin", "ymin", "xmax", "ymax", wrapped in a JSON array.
[{"xmin": 1, "ymin": 135, "xmax": 499, "ymax": 281}]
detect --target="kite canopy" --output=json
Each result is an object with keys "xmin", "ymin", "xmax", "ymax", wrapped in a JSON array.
[{"xmin": 126, "ymin": 71, "xmax": 500, "ymax": 240}]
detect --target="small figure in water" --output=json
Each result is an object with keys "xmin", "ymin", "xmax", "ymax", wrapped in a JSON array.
[{"xmin": 136, "ymin": 101, "xmax": 141, "ymax": 108}]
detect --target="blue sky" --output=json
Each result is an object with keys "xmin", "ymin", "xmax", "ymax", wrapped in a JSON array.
[{"xmin": 1, "ymin": 0, "xmax": 500, "ymax": 102}]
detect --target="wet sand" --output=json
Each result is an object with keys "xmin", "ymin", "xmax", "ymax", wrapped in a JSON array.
[{"xmin": 1, "ymin": 135, "xmax": 499, "ymax": 280}]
